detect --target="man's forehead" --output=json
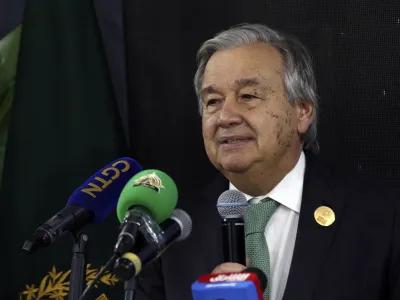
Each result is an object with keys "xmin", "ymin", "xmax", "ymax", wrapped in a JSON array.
[
  {"xmin": 205, "ymin": 44, "xmax": 283, "ymax": 72},
  {"xmin": 203, "ymin": 76, "xmax": 265, "ymax": 89},
  {"xmin": 201, "ymin": 76, "xmax": 270, "ymax": 96}
]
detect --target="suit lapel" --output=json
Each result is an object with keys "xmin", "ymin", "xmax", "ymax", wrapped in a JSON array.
[{"xmin": 283, "ymin": 153, "xmax": 349, "ymax": 300}]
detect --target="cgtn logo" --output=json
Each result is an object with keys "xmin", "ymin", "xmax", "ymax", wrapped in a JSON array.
[
  {"xmin": 81, "ymin": 160, "xmax": 131, "ymax": 198},
  {"xmin": 209, "ymin": 273, "xmax": 251, "ymax": 283}
]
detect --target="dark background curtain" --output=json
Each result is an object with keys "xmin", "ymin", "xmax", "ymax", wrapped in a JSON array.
[
  {"xmin": 1, "ymin": 0, "xmax": 399, "ymax": 299},
  {"xmin": 0, "ymin": 0, "xmax": 24, "ymax": 38},
  {"xmin": 124, "ymin": 0, "xmax": 400, "ymax": 188}
]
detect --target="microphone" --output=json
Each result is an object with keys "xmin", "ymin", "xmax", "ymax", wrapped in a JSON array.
[
  {"xmin": 113, "ymin": 208, "xmax": 192, "ymax": 280},
  {"xmin": 113, "ymin": 169, "xmax": 178, "ymax": 255},
  {"xmin": 22, "ymin": 157, "xmax": 143, "ymax": 253},
  {"xmin": 191, "ymin": 267, "xmax": 267, "ymax": 300},
  {"xmin": 216, "ymin": 190, "xmax": 248, "ymax": 264}
]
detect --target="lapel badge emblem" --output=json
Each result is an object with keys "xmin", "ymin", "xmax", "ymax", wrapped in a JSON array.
[{"xmin": 314, "ymin": 206, "xmax": 335, "ymax": 226}]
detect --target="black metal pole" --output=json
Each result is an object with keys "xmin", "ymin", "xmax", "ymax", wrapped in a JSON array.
[
  {"xmin": 68, "ymin": 232, "xmax": 88, "ymax": 300},
  {"xmin": 124, "ymin": 276, "xmax": 137, "ymax": 300}
]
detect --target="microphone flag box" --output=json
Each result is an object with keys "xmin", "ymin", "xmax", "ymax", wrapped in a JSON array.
[{"xmin": 192, "ymin": 272, "xmax": 263, "ymax": 300}]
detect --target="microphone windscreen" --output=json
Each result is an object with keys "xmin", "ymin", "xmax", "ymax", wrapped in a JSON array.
[
  {"xmin": 169, "ymin": 209, "xmax": 192, "ymax": 241},
  {"xmin": 217, "ymin": 190, "xmax": 248, "ymax": 218},
  {"xmin": 67, "ymin": 157, "xmax": 142, "ymax": 222},
  {"xmin": 117, "ymin": 169, "xmax": 178, "ymax": 224}
]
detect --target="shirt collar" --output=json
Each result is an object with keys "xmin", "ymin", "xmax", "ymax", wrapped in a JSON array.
[{"xmin": 229, "ymin": 151, "xmax": 305, "ymax": 213}]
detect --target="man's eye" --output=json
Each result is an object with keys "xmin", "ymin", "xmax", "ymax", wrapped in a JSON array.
[
  {"xmin": 241, "ymin": 94, "xmax": 256, "ymax": 100},
  {"xmin": 206, "ymin": 99, "xmax": 220, "ymax": 106}
]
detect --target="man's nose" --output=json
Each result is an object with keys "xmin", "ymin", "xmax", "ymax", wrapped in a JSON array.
[{"xmin": 217, "ymin": 97, "xmax": 242, "ymax": 128}]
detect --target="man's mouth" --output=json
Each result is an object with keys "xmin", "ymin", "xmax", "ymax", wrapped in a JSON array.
[{"xmin": 219, "ymin": 137, "xmax": 254, "ymax": 144}]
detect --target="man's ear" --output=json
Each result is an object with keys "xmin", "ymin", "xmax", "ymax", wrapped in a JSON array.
[{"xmin": 296, "ymin": 101, "xmax": 314, "ymax": 134}]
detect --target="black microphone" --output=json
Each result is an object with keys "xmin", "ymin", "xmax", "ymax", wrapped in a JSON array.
[
  {"xmin": 113, "ymin": 209, "xmax": 192, "ymax": 280},
  {"xmin": 216, "ymin": 190, "xmax": 248, "ymax": 265},
  {"xmin": 22, "ymin": 157, "xmax": 142, "ymax": 253}
]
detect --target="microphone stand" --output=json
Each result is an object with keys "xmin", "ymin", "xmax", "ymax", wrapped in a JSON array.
[
  {"xmin": 121, "ymin": 214, "xmax": 161, "ymax": 300},
  {"xmin": 68, "ymin": 231, "xmax": 88, "ymax": 300},
  {"xmin": 124, "ymin": 276, "xmax": 137, "ymax": 300}
]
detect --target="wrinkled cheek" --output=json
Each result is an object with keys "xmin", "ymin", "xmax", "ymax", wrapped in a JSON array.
[
  {"xmin": 274, "ymin": 122, "xmax": 284, "ymax": 145},
  {"xmin": 202, "ymin": 118, "xmax": 217, "ymax": 151},
  {"xmin": 204, "ymin": 142, "xmax": 218, "ymax": 165},
  {"xmin": 260, "ymin": 123, "xmax": 279, "ymax": 145},
  {"xmin": 275, "ymin": 122, "xmax": 294, "ymax": 150}
]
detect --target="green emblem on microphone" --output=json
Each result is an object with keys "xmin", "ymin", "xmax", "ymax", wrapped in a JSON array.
[{"xmin": 133, "ymin": 172, "xmax": 165, "ymax": 193}]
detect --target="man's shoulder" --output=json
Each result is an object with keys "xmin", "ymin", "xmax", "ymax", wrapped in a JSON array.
[{"xmin": 307, "ymin": 152, "xmax": 400, "ymax": 208}]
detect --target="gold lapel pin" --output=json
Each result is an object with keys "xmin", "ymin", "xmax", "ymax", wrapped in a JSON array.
[{"xmin": 314, "ymin": 206, "xmax": 335, "ymax": 226}]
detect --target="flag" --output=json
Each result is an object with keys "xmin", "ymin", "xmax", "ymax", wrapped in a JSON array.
[
  {"xmin": 1, "ymin": 0, "xmax": 128, "ymax": 298},
  {"xmin": 0, "ymin": 25, "xmax": 21, "ymax": 186}
]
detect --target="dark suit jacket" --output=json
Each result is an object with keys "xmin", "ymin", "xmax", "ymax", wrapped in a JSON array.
[{"xmin": 135, "ymin": 152, "xmax": 400, "ymax": 300}]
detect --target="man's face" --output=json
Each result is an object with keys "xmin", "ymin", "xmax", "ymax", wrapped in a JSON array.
[{"xmin": 201, "ymin": 43, "xmax": 312, "ymax": 174}]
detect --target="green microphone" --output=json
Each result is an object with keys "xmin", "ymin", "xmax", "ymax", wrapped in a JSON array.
[{"xmin": 114, "ymin": 169, "xmax": 178, "ymax": 255}]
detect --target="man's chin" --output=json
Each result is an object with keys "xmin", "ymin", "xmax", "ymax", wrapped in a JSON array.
[{"xmin": 218, "ymin": 160, "xmax": 252, "ymax": 174}]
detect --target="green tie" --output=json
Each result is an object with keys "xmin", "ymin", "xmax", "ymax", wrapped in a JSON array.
[{"xmin": 244, "ymin": 197, "xmax": 278, "ymax": 300}]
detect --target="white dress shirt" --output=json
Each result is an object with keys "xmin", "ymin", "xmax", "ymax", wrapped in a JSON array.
[{"xmin": 229, "ymin": 151, "xmax": 306, "ymax": 300}]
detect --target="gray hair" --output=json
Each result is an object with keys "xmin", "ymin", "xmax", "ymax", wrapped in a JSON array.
[{"xmin": 193, "ymin": 23, "xmax": 319, "ymax": 154}]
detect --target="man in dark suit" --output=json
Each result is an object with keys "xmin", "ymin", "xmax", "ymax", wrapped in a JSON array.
[{"xmin": 135, "ymin": 23, "xmax": 400, "ymax": 300}]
